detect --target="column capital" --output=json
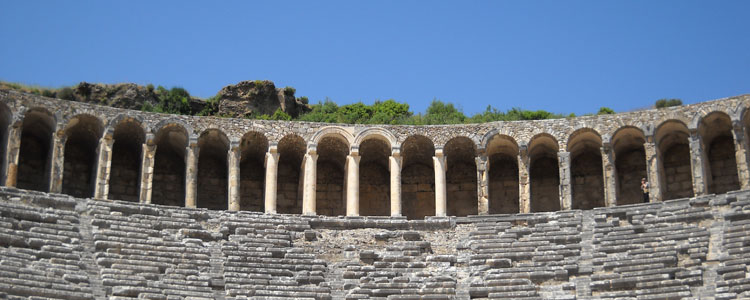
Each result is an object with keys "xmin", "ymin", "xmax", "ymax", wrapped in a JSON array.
[
  {"xmin": 518, "ymin": 143, "xmax": 529, "ymax": 156},
  {"xmin": 101, "ymin": 135, "xmax": 115, "ymax": 147},
  {"xmin": 267, "ymin": 144, "xmax": 278, "ymax": 154},
  {"xmin": 391, "ymin": 147, "xmax": 401, "ymax": 158},
  {"xmin": 435, "ymin": 147, "xmax": 445, "ymax": 157},
  {"xmin": 229, "ymin": 140, "xmax": 241, "ymax": 152}
]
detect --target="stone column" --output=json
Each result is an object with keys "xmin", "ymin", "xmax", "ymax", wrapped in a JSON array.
[
  {"xmin": 518, "ymin": 144, "xmax": 531, "ymax": 213},
  {"xmin": 227, "ymin": 142, "xmax": 241, "ymax": 211},
  {"xmin": 3, "ymin": 123, "xmax": 22, "ymax": 187},
  {"xmin": 346, "ymin": 148, "xmax": 361, "ymax": 216},
  {"xmin": 643, "ymin": 139, "xmax": 662, "ymax": 202},
  {"xmin": 184, "ymin": 140, "xmax": 199, "ymax": 208},
  {"xmin": 434, "ymin": 148, "xmax": 447, "ymax": 217},
  {"xmin": 476, "ymin": 152, "xmax": 489, "ymax": 215},
  {"xmin": 558, "ymin": 151, "xmax": 572, "ymax": 210},
  {"xmin": 93, "ymin": 135, "xmax": 115, "ymax": 200},
  {"xmin": 264, "ymin": 145, "xmax": 279, "ymax": 214},
  {"xmin": 139, "ymin": 138, "xmax": 156, "ymax": 204},
  {"xmin": 302, "ymin": 147, "xmax": 318, "ymax": 215},
  {"xmin": 601, "ymin": 143, "xmax": 617, "ymax": 207},
  {"xmin": 49, "ymin": 130, "xmax": 67, "ymax": 193},
  {"xmin": 731, "ymin": 121, "xmax": 750, "ymax": 190},
  {"xmin": 389, "ymin": 149, "xmax": 402, "ymax": 217},
  {"xmin": 688, "ymin": 131, "xmax": 708, "ymax": 196}
]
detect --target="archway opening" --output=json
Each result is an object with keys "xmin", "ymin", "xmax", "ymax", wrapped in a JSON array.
[
  {"xmin": 612, "ymin": 127, "xmax": 647, "ymax": 205},
  {"xmin": 277, "ymin": 135, "xmax": 305, "ymax": 214},
  {"xmin": 655, "ymin": 120, "xmax": 693, "ymax": 200},
  {"xmin": 197, "ymin": 129, "xmax": 229, "ymax": 210},
  {"xmin": 359, "ymin": 138, "xmax": 390, "ymax": 216},
  {"xmin": 17, "ymin": 108, "xmax": 55, "ymax": 192},
  {"xmin": 316, "ymin": 135, "xmax": 348, "ymax": 216},
  {"xmin": 109, "ymin": 118, "xmax": 145, "ymax": 202},
  {"xmin": 529, "ymin": 134, "xmax": 560, "ymax": 212},
  {"xmin": 239, "ymin": 131, "xmax": 268, "ymax": 212},
  {"xmin": 401, "ymin": 135, "xmax": 435, "ymax": 220},
  {"xmin": 152, "ymin": 124, "xmax": 187, "ymax": 207},
  {"xmin": 699, "ymin": 112, "xmax": 740, "ymax": 194},
  {"xmin": 62, "ymin": 115, "xmax": 103, "ymax": 198},
  {"xmin": 486, "ymin": 134, "xmax": 519, "ymax": 214},
  {"xmin": 568, "ymin": 129, "xmax": 604, "ymax": 210},
  {"xmin": 445, "ymin": 137, "xmax": 478, "ymax": 217}
]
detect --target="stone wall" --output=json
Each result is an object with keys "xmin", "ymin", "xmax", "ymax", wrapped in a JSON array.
[{"xmin": 2, "ymin": 186, "xmax": 750, "ymax": 299}]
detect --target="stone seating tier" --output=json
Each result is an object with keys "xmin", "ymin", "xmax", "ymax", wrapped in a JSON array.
[{"xmin": 1, "ymin": 187, "xmax": 750, "ymax": 299}]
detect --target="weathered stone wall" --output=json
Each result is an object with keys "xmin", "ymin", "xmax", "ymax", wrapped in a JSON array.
[
  {"xmin": 2, "ymin": 186, "xmax": 750, "ymax": 299},
  {"xmin": 663, "ymin": 144, "xmax": 694, "ymax": 200},
  {"xmin": 530, "ymin": 156, "xmax": 560, "ymax": 212},
  {"xmin": 615, "ymin": 148, "xmax": 648, "ymax": 205},
  {"xmin": 488, "ymin": 154, "xmax": 519, "ymax": 214}
]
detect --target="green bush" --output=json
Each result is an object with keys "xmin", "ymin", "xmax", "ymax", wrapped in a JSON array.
[
  {"xmin": 154, "ymin": 86, "xmax": 192, "ymax": 115},
  {"xmin": 41, "ymin": 89, "xmax": 55, "ymax": 98},
  {"xmin": 283, "ymin": 86, "xmax": 296, "ymax": 96},
  {"xmin": 655, "ymin": 98, "xmax": 682, "ymax": 108},
  {"xmin": 57, "ymin": 87, "xmax": 75, "ymax": 100},
  {"xmin": 597, "ymin": 107, "xmax": 615, "ymax": 115}
]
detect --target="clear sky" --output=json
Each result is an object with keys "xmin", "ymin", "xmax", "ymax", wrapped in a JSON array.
[{"xmin": 1, "ymin": 1, "xmax": 748, "ymax": 116}]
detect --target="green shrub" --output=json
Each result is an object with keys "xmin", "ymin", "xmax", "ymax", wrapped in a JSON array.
[
  {"xmin": 298, "ymin": 96, "xmax": 309, "ymax": 104},
  {"xmin": 57, "ymin": 87, "xmax": 75, "ymax": 100},
  {"xmin": 283, "ymin": 86, "xmax": 296, "ymax": 96},
  {"xmin": 41, "ymin": 89, "xmax": 55, "ymax": 98},
  {"xmin": 655, "ymin": 98, "xmax": 682, "ymax": 108},
  {"xmin": 597, "ymin": 107, "xmax": 615, "ymax": 115},
  {"xmin": 146, "ymin": 83, "xmax": 154, "ymax": 93},
  {"xmin": 269, "ymin": 108, "xmax": 292, "ymax": 121}
]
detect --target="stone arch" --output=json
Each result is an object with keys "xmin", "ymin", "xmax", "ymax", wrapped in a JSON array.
[
  {"xmin": 358, "ymin": 135, "xmax": 391, "ymax": 216},
  {"xmin": 698, "ymin": 111, "xmax": 740, "ymax": 194},
  {"xmin": 315, "ymin": 132, "xmax": 350, "ymax": 216},
  {"xmin": 108, "ymin": 117, "xmax": 146, "ymax": 202},
  {"xmin": 528, "ymin": 133, "xmax": 560, "ymax": 212},
  {"xmin": 152, "ymin": 123, "xmax": 189, "ymax": 207},
  {"xmin": 354, "ymin": 127, "xmax": 397, "ymax": 148},
  {"xmin": 611, "ymin": 126, "xmax": 647, "ymax": 205},
  {"xmin": 567, "ymin": 128, "xmax": 604, "ymax": 210},
  {"xmin": 445, "ymin": 136, "xmax": 478, "ymax": 217},
  {"xmin": 480, "ymin": 128, "xmax": 521, "ymax": 151},
  {"xmin": 401, "ymin": 135, "xmax": 436, "ymax": 220},
  {"xmin": 153, "ymin": 118, "xmax": 195, "ymax": 140},
  {"xmin": 62, "ymin": 114, "xmax": 105, "ymax": 198},
  {"xmin": 277, "ymin": 134, "xmax": 306, "ymax": 214},
  {"xmin": 654, "ymin": 119, "xmax": 693, "ymax": 200},
  {"xmin": 485, "ymin": 133, "xmax": 519, "ymax": 214},
  {"xmin": 239, "ymin": 131, "xmax": 268, "ymax": 212},
  {"xmin": 311, "ymin": 126, "xmax": 355, "ymax": 145},
  {"xmin": 197, "ymin": 128, "xmax": 230, "ymax": 210},
  {"xmin": 17, "ymin": 107, "xmax": 56, "ymax": 192}
]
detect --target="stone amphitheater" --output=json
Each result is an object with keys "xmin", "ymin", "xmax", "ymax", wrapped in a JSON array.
[{"xmin": 0, "ymin": 89, "xmax": 749, "ymax": 299}]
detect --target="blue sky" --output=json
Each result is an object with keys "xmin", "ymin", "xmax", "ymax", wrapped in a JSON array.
[{"xmin": 1, "ymin": 1, "xmax": 748, "ymax": 116}]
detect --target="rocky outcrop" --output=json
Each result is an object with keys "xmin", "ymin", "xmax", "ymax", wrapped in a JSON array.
[
  {"xmin": 72, "ymin": 82, "xmax": 159, "ymax": 110},
  {"xmin": 216, "ymin": 80, "xmax": 311, "ymax": 118}
]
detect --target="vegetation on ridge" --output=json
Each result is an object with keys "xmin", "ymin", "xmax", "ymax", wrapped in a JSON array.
[{"xmin": 1, "ymin": 80, "xmax": 676, "ymax": 125}]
